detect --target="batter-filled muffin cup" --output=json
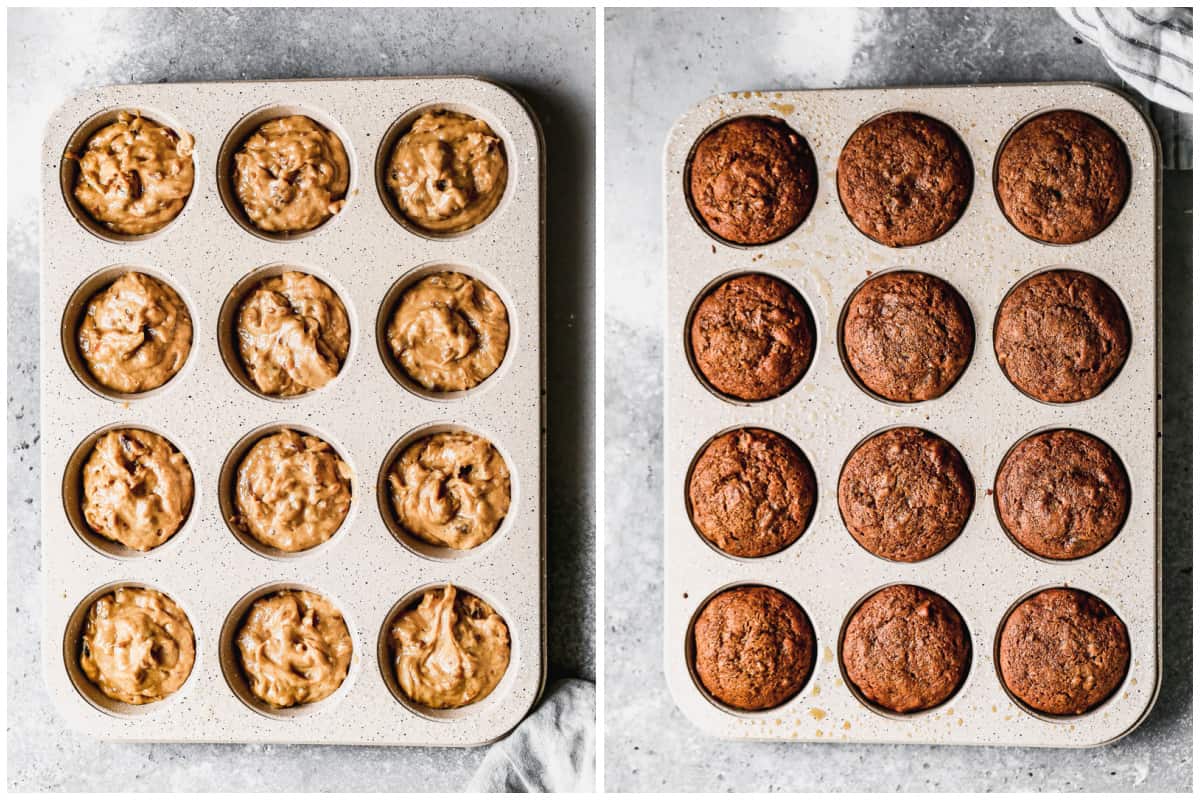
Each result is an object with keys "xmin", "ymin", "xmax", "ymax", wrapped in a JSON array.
[
  {"xmin": 995, "ymin": 110, "xmax": 1130, "ymax": 244},
  {"xmin": 233, "ymin": 270, "xmax": 351, "ymax": 397},
  {"xmin": 837, "ymin": 111, "xmax": 973, "ymax": 247},
  {"xmin": 691, "ymin": 585, "xmax": 815, "ymax": 711},
  {"xmin": 840, "ymin": 270, "xmax": 974, "ymax": 402},
  {"xmin": 79, "ymin": 586, "xmax": 195, "ymax": 705},
  {"xmin": 232, "ymin": 115, "xmax": 349, "ymax": 234},
  {"xmin": 689, "ymin": 273, "xmax": 816, "ymax": 402},
  {"xmin": 995, "ymin": 429, "xmax": 1129, "ymax": 560},
  {"xmin": 70, "ymin": 112, "xmax": 195, "ymax": 236},
  {"xmin": 76, "ymin": 271, "xmax": 193, "ymax": 395},
  {"xmin": 994, "ymin": 269, "xmax": 1130, "ymax": 403},
  {"xmin": 386, "ymin": 271, "xmax": 509, "ymax": 393},
  {"xmin": 80, "ymin": 428, "xmax": 194, "ymax": 552},
  {"xmin": 998, "ymin": 587, "xmax": 1130, "ymax": 716},
  {"xmin": 838, "ymin": 427, "xmax": 974, "ymax": 562},
  {"xmin": 387, "ymin": 584, "xmax": 510, "ymax": 710},
  {"xmin": 385, "ymin": 109, "xmax": 508, "ymax": 234},
  {"xmin": 231, "ymin": 429, "xmax": 352, "ymax": 554},
  {"xmin": 687, "ymin": 116, "xmax": 818, "ymax": 245},
  {"xmin": 235, "ymin": 589, "xmax": 353, "ymax": 709},
  {"xmin": 687, "ymin": 427, "xmax": 816, "ymax": 558},
  {"xmin": 840, "ymin": 584, "xmax": 970, "ymax": 714},
  {"xmin": 386, "ymin": 430, "xmax": 511, "ymax": 551}
]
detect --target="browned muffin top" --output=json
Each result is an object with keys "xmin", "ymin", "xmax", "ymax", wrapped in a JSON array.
[
  {"xmin": 996, "ymin": 110, "xmax": 1130, "ymax": 244},
  {"xmin": 842, "ymin": 271, "xmax": 974, "ymax": 402},
  {"xmin": 999, "ymin": 587, "xmax": 1130, "ymax": 715},
  {"xmin": 994, "ymin": 269, "xmax": 1130, "ymax": 403},
  {"xmin": 688, "ymin": 428, "xmax": 816, "ymax": 558},
  {"xmin": 692, "ymin": 585, "xmax": 815, "ymax": 710},
  {"xmin": 837, "ymin": 112, "xmax": 972, "ymax": 247},
  {"xmin": 838, "ymin": 427, "xmax": 974, "ymax": 562},
  {"xmin": 841, "ymin": 584, "xmax": 970, "ymax": 713},
  {"xmin": 689, "ymin": 273, "xmax": 815, "ymax": 401},
  {"xmin": 688, "ymin": 116, "xmax": 818, "ymax": 245},
  {"xmin": 996, "ymin": 429, "xmax": 1129, "ymax": 560}
]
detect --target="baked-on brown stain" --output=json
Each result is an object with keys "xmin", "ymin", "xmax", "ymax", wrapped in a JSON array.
[
  {"xmin": 996, "ymin": 110, "xmax": 1130, "ymax": 244},
  {"xmin": 994, "ymin": 269, "xmax": 1130, "ymax": 403},
  {"xmin": 688, "ymin": 116, "xmax": 817, "ymax": 245},
  {"xmin": 837, "ymin": 112, "xmax": 972, "ymax": 247}
]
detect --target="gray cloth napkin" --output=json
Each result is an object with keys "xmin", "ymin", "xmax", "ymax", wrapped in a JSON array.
[
  {"xmin": 1059, "ymin": 7, "xmax": 1193, "ymax": 169},
  {"xmin": 467, "ymin": 679, "xmax": 596, "ymax": 793}
]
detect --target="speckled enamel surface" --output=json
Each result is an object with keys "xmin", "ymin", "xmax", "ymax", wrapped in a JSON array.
[
  {"xmin": 40, "ymin": 77, "xmax": 544, "ymax": 746},
  {"xmin": 664, "ymin": 84, "xmax": 1159, "ymax": 748}
]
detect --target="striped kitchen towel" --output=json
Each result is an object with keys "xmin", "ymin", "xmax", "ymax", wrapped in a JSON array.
[{"xmin": 1059, "ymin": 7, "xmax": 1192, "ymax": 112}]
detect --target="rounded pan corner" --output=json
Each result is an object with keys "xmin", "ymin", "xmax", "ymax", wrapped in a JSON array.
[{"xmin": 450, "ymin": 75, "xmax": 545, "ymax": 151}]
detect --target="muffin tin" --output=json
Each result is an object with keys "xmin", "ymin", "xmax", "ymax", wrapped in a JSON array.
[
  {"xmin": 663, "ymin": 84, "xmax": 1160, "ymax": 747},
  {"xmin": 40, "ymin": 77, "xmax": 544, "ymax": 746}
]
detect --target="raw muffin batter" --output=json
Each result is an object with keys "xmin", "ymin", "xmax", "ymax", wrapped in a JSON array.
[
  {"xmin": 387, "ymin": 272, "xmax": 509, "ymax": 392},
  {"xmin": 236, "ymin": 589, "xmax": 352, "ymax": 708},
  {"xmin": 82, "ymin": 428, "xmax": 194, "ymax": 551},
  {"xmin": 236, "ymin": 270, "xmax": 350, "ymax": 396},
  {"xmin": 72, "ymin": 112, "xmax": 195, "ymax": 235},
  {"xmin": 841, "ymin": 270, "xmax": 974, "ymax": 402},
  {"xmin": 387, "ymin": 430, "xmax": 510, "ymax": 550},
  {"xmin": 996, "ymin": 429, "xmax": 1129, "ymax": 560},
  {"xmin": 78, "ymin": 271, "xmax": 192, "ymax": 394},
  {"xmin": 233, "ymin": 115, "xmax": 349, "ymax": 234},
  {"xmin": 688, "ymin": 116, "xmax": 818, "ymax": 245},
  {"xmin": 999, "ymin": 587, "xmax": 1129, "ymax": 715},
  {"xmin": 841, "ymin": 584, "xmax": 970, "ymax": 713},
  {"xmin": 689, "ymin": 273, "xmax": 816, "ymax": 401},
  {"xmin": 233, "ymin": 429, "xmax": 352, "ymax": 553},
  {"xmin": 389, "ymin": 584, "xmax": 510, "ymax": 709},
  {"xmin": 687, "ymin": 427, "xmax": 816, "ymax": 558},
  {"xmin": 386, "ymin": 110, "xmax": 507, "ymax": 233},
  {"xmin": 994, "ymin": 269, "xmax": 1130, "ymax": 403},
  {"xmin": 838, "ymin": 427, "xmax": 974, "ymax": 562},
  {"xmin": 692, "ymin": 585, "xmax": 815, "ymax": 711},
  {"xmin": 80, "ymin": 586, "xmax": 195, "ymax": 705}
]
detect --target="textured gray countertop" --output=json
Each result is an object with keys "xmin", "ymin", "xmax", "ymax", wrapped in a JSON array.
[
  {"xmin": 604, "ymin": 7, "xmax": 1192, "ymax": 792},
  {"xmin": 7, "ymin": 7, "xmax": 594, "ymax": 792}
]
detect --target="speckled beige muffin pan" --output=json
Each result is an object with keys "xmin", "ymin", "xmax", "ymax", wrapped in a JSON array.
[
  {"xmin": 663, "ymin": 84, "xmax": 1160, "ymax": 747},
  {"xmin": 40, "ymin": 77, "xmax": 544, "ymax": 746}
]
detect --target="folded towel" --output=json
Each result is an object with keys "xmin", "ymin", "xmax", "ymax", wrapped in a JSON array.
[{"xmin": 467, "ymin": 679, "xmax": 596, "ymax": 793}]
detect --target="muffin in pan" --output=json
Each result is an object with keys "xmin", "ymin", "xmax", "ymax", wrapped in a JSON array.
[
  {"xmin": 994, "ymin": 269, "xmax": 1130, "ymax": 403},
  {"xmin": 692, "ymin": 585, "xmax": 815, "ymax": 711},
  {"xmin": 998, "ymin": 587, "xmax": 1130, "ymax": 716},
  {"xmin": 995, "ymin": 110, "xmax": 1130, "ymax": 245},
  {"xmin": 687, "ymin": 427, "xmax": 816, "ymax": 558},
  {"xmin": 995, "ymin": 429, "xmax": 1129, "ymax": 560},
  {"xmin": 838, "ymin": 427, "xmax": 974, "ymax": 562},
  {"xmin": 841, "ymin": 584, "xmax": 970, "ymax": 713},
  {"xmin": 688, "ymin": 116, "xmax": 818, "ymax": 245},
  {"xmin": 841, "ymin": 270, "xmax": 974, "ymax": 403},
  {"xmin": 837, "ymin": 111, "xmax": 972, "ymax": 247},
  {"xmin": 689, "ymin": 273, "xmax": 816, "ymax": 402}
]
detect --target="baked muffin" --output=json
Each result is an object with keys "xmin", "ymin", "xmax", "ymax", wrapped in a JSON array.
[
  {"xmin": 688, "ymin": 116, "xmax": 817, "ymax": 245},
  {"xmin": 688, "ymin": 428, "xmax": 816, "ymax": 558},
  {"xmin": 689, "ymin": 273, "xmax": 815, "ymax": 401},
  {"xmin": 996, "ymin": 429, "xmax": 1129, "ymax": 560},
  {"xmin": 999, "ymin": 587, "xmax": 1130, "ymax": 715},
  {"xmin": 996, "ymin": 110, "xmax": 1130, "ymax": 244},
  {"xmin": 837, "ymin": 112, "xmax": 972, "ymax": 247},
  {"xmin": 838, "ymin": 427, "xmax": 973, "ymax": 562},
  {"xmin": 994, "ymin": 269, "xmax": 1130, "ymax": 403},
  {"xmin": 841, "ymin": 584, "xmax": 970, "ymax": 713},
  {"xmin": 842, "ymin": 271, "xmax": 974, "ymax": 402},
  {"xmin": 692, "ymin": 585, "xmax": 815, "ymax": 710}
]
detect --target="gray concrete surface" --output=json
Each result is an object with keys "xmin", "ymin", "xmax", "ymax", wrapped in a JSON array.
[
  {"xmin": 604, "ymin": 7, "xmax": 1191, "ymax": 792},
  {"xmin": 7, "ymin": 7, "xmax": 594, "ymax": 792}
]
